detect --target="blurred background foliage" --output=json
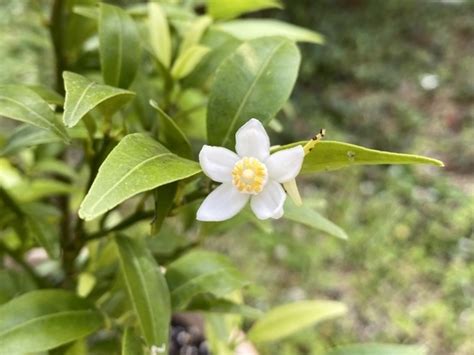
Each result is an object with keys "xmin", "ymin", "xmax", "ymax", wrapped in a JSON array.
[{"xmin": 0, "ymin": 0, "xmax": 473, "ymax": 354}]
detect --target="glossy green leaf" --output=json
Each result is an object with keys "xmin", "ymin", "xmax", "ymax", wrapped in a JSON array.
[
  {"xmin": 166, "ymin": 250, "xmax": 249, "ymax": 310},
  {"xmin": 149, "ymin": 100, "xmax": 193, "ymax": 158},
  {"xmin": 79, "ymin": 133, "xmax": 200, "ymax": 220},
  {"xmin": 180, "ymin": 15, "xmax": 213, "ymax": 54},
  {"xmin": 297, "ymin": 140, "xmax": 444, "ymax": 174},
  {"xmin": 284, "ymin": 200, "xmax": 348, "ymax": 240},
  {"xmin": 63, "ymin": 71, "xmax": 135, "ymax": 128},
  {"xmin": 115, "ymin": 235, "xmax": 171, "ymax": 349},
  {"xmin": 208, "ymin": 0, "xmax": 282, "ymax": 20},
  {"xmin": 99, "ymin": 3, "xmax": 141, "ymax": 89},
  {"xmin": 171, "ymin": 45, "xmax": 211, "ymax": 79},
  {"xmin": 207, "ymin": 37, "xmax": 300, "ymax": 147},
  {"xmin": 148, "ymin": 2, "xmax": 172, "ymax": 68},
  {"xmin": 216, "ymin": 19, "xmax": 324, "ymax": 44},
  {"xmin": 327, "ymin": 343, "xmax": 427, "ymax": 355},
  {"xmin": 0, "ymin": 289, "xmax": 103, "ymax": 353},
  {"xmin": 122, "ymin": 327, "xmax": 145, "ymax": 355},
  {"xmin": 248, "ymin": 300, "xmax": 347, "ymax": 344},
  {"xmin": 0, "ymin": 85, "xmax": 69, "ymax": 142}
]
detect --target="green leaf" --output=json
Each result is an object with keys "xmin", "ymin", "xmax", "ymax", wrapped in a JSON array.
[
  {"xmin": 9, "ymin": 179, "xmax": 71, "ymax": 203},
  {"xmin": 216, "ymin": 19, "xmax": 324, "ymax": 44},
  {"xmin": 122, "ymin": 327, "xmax": 144, "ymax": 355},
  {"xmin": 179, "ymin": 15, "xmax": 212, "ymax": 54},
  {"xmin": 327, "ymin": 343, "xmax": 427, "ymax": 355},
  {"xmin": 27, "ymin": 85, "xmax": 64, "ymax": 105},
  {"xmin": 148, "ymin": 2, "xmax": 172, "ymax": 68},
  {"xmin": 298, "ymin": 140, "xmax": 444, "ymax": 174},
  {"xmin": 0, "ymin": 289, "xmax": 103, "ymax": 353},
  {"xmin": 208, "ymin": 0, "xmax": 282, "ymax": 20},
  {"xmin": 0, "ymin": 125, "xmax": 61, "ymax": 156},
  {"xmin": 63, "ymin": 71, "xmax": 135, "ymax": 128},
  {"xmin": 24, "ymin": 203, "xmax": 61, "ymax": 260},
  {"xmin": 247, "ymin": 300, "xmax": 347, "ymax": 344},
  {"xmin": 207, "ymin": 37, "xmax": 300, "ymax": 147},
  {"xmin": 73, "ymin": 5, "xmax": 99, "ymax": 20},
  {"xmin": 165, "ymin": 250, "xmax": 249, "ymax": 310},
  {"xmin": 152, "ymin": 182, "xmax": 178, "ymax": 235},
  {"xmin": 284, "ymin": 200, "xmax": 348, "ymax": 240},
  {"xmin": 99, "ymin": 3, "xmax": 141, "ymax": 89},
  {"xmin": 183, "ymin": 29, "xmax": 241, "ymax": 89},
  {"xmin": 149, "ymin": 100, "xmax": 193, "ymax": 158},
  {"xmin": 79, "ymin": 133, "xmax": 200, "ymax": 220},
  {"xmin": 0, "ymin": 85, "xmax": 69, "ymax": 142},
  {"xmin": 171, "ymin": 45, "xmax": 211, "ymax": 79},
  {"xmin": 115, "ymin": 235, "xmax": 171, "ymax": 349},
  {"xmin": 187, "ymin": 293, "xmax": 262, "ymax": 319}
]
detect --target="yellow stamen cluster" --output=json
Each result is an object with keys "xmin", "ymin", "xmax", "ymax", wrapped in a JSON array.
[{"xmin": 232, "ymin": 157, "xmax": 268, "ymax": 194}]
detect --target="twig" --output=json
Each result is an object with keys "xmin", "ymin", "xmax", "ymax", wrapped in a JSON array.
[{"xmin": 85, "ymin": 210, "xmax": 155, "ymax": 241}]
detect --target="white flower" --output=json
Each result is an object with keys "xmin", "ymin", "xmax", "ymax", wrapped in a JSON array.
[{"xmin": 197, "ymin": 118, "xmax": 304, "ymax": 221}]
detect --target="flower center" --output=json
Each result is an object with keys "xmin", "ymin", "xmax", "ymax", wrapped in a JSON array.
[{"xmin": 232, "ymin": 157, "xmax": 268, "ymax": 194}]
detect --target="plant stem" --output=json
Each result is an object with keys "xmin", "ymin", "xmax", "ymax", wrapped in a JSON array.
[
  {"xmin": 50, "ymin": 0, "xmax": 67, "ymax": 95},
  {"xmin": 86, "ymin": 210, "xmax": 156, "ymax": 241},
  {"xmin": 49, "ymin": 0, "xmax": 77, "ymax": 287}
]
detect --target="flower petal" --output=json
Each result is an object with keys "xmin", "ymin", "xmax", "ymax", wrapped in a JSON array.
[
  {"xmin": 250, "ymin": 180, "xmax": 286, "ymax": 220},
  {"xmin": 235, "ymin": 118, "xmax": 270, "ymax": 161},
  {"xmin": 196, "ymin": 183, "xmax": 249, "ymax": 221},
  {"xmin": 199, "ymin": 145, "xmax": 239, "ymax": 183},
  {"xmin": 265, "ymin": 146, "xmax": 305, "ymax": 183}
]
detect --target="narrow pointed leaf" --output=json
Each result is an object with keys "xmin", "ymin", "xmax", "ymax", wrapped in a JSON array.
[
  {"xmin": 207, "ymin": 37, "xmax": 300, "ymax": 147},
  {"xmin": 327, "ymin": 343, "xmax": 427, "ymax": 355},
  {"xmin": 247, "ymin": 300, "xmax": 347, "ymax": 344},
  {"xmin": 0, "ymin": 290, "xmax": 103, "ymax": 353},
  {"xmin": 148, "ymin": 2, "xmax": 172, "ymax": 68},
  {"xmin": 99, "ymin": 3, "xmax": 141, "ymax": 89},
  {"xmin": 0, "ymin": 85, "xmax": 69, "ymax": 142},
  {"xmin": 63, "ymin": 71, "xmax": 135, "ymax": 128},
  {"xmin": 284, "ymin": 200, "xmax": 348, "ymax": 240},
  {"xmin": 79, "ymin": 133, "xmax": 200, "ymax": 220},
  {"xmin": 149, "ymin": 100, "xmax": 193, "ymax": 158},
  {"xmin": 115, "ymin": 235, "xmax": 171, "ymax": 350},
  {"xmin": 165, "ymin": 250, "xmax": 249, "ymax": 310},
  {"xmin": 298, "ymin": 140, "xmax": 444, "ymax": 173},
  {"xmin": 217, "ymin": 19, "xmax": 324, "ymax": 44},
  {"xmin": 179, "ymin": 15, "xmax": 212, "ymax": 54},
  {"xmin": 208, "ymin": 0, "xmax": 282, "ymax": 20},
  {"xmin": 171, "ymin": 45, "xmax": 210, "ymax": 79}
]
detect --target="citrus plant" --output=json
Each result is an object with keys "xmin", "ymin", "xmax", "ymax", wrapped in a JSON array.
[{"xmin": 0, "ymin": 1, "xmax": 443, "ymax": 354}]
